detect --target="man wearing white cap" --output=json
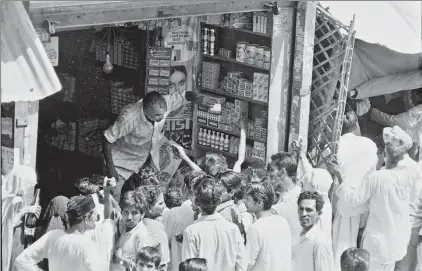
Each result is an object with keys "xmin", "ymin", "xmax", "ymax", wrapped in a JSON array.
[
  {"xmin": 329, "ymin": 126, "xmax": 422, "ymax": 271},
  {"xmin": 15, "ymin": 180, "xmax": 116, "ymax": 271}
]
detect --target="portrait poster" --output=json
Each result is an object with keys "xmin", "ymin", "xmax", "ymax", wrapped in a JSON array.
[{"xmin": 162, "ymin": 16, "xmax": 201, "ymax": 150}]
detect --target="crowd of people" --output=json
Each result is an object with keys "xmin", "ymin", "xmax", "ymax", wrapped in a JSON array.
[{"xmin": 2, "ymin": 89, "xmax": 422, "ymax": 271}]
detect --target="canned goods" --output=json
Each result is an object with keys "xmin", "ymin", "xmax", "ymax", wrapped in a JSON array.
[
  {"xmin": 203, "ymin": 28, "xmax": 209, "ymax": 41},
  {"xmin": 263, "ymin": 47, "xmax": 271, "ymax": 69},
  {"xmin": 203, "ymin": 41, "xmax": 209, "ymax": 55},
  {"xmin": 210, "ymin": 29, "xmax": 215, "ymax": 42},
  {"xmin": 246, "ymin": 44, "xmax": 257, "ymax": 65},
  {"xmin": 255, "ymin": 46, "xmax": 265, "ymax": 68},
  {"xmin": 236, "ymin": 42, "xmax": 248, "ymax": 62}
]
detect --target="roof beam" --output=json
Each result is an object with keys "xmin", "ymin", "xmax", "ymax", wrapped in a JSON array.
[{"xmin": 29, "ymin": 0, "xmax": 294, "ymax": 32}]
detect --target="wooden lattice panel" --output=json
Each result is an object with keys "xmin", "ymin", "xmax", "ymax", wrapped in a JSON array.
[{"xmin": 307, "ymin": 4, "xmax": 355, "ymax": 167}]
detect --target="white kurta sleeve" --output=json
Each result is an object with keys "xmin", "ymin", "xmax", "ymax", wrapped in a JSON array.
[
  {"xmin": 15, "ymin": 232, "xmax": 50, "ymax": 271},
  {"xmin": 182, "ymin": 228, "xmax": 197, "ymax": 261},
  {"xmin": 336, "ymin": 172, "xmax": 378, "ymax": 207}
]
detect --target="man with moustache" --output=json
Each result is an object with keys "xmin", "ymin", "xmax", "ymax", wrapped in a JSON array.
[{"xmin": 291, "ymin": 191, "xmax": 334, "ymax": 271}]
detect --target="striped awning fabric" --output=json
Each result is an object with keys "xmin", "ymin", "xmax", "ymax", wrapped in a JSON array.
[{"xmin": 1, "ymin": 1, "xmax": 61, "ymax": 103}]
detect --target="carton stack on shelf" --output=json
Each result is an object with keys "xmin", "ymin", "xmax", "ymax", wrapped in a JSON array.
[
  {"xmin": 252, "ymin": 72, "xmax": 270, "ymax": 102},
  {"xmin": 202, "ymin": 62, "xmax": 221, "ymax": 89}
]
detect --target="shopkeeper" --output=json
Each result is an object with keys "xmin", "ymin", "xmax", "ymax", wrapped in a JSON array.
[{"xmin": 102, "ymin": 89, "xmax": 197, "ymax": 199}]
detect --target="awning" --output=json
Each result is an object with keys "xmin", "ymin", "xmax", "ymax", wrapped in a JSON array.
[{"xmin": 1, "ymin": 2, "xmax": 61, "ymax": 103}]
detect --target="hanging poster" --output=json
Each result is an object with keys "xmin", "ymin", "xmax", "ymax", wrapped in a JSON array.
[{"xmin": 162, "ymin": 17, "xmax": 201, "ymax": 150}]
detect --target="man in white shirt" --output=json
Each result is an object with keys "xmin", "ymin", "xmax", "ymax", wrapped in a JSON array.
[
  {"xmin": 243, "ymin": 181, "xmax": 291, "ymax": 271},
  {"xmin": 182, "ymin": 176, "xmax": 246, "ymax": 271},
  {"xmin": 15, "ymin": 182, "xmax": 116, "ymax": 271},
  {"xmin": 330, "ymin": 126, "xmax": 422, "ymax": 271},
  {"xmin": 329, "ymin": 110, "xmax": 378, "ymax": 268},
  {"xmin": 102, "ymin": 90, "xmax": 194, "ymax": 199},
  {"xmin": 269, "ymin": 152, "xmax": 302, "ymax": 245},
  {"xmin": 292, "ymin": 191, "xmax": 334, "ymax": 271}
]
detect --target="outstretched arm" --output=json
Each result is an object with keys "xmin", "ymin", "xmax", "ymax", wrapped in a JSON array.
[
  {"xmin": 233, "ymin": 119, "xmax": 246, "ymax": 173},
  {"xmin": 171, "ymin": 143, "xmax": 202, "ymax": 172}
]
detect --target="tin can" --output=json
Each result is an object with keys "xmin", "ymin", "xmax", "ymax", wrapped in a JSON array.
[
  {"xmin": 203, "ymin": 28, "xmax": 209, "ymax": 41},
  {"xmin": 203, "ymin": 41, "xmax": 209, "ymax": 55},
  {"xmin": 246, "ymin": 44, "xmax": 257, "ymax": 65},
  {"xmin": 236, "ymin": 42, "xmax": 248, "ymax": 62},
  {"xmin": 210, "ymin": 43, "xmax": 215, "ymax": 56},
  {"xmin": 263, "ymin": 47, "xmax": 271, "ymax": 69},
  {"xmin": 255, "ymin": 46, "xmax": 265, "ymax": 68}
]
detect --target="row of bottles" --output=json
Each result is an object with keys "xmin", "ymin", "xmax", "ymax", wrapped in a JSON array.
[{"xmin": 198, "ymin": 128, "xmax": 239, "ymax": 154}]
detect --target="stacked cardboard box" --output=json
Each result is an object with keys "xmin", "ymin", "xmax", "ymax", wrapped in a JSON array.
[
  {"xmin": 202, "ymin": 62, "xmax": 221, "ymax": 89},
  {"xmin": 252, "ymin": 72, "xmax": 269, "ymax": 102}
]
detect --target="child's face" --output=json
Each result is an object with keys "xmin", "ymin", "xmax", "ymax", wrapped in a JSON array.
[
  {"xmin": 121, "ymin": 206, "xmax": 143, "ymax": 229},
  {"xmin": 137, "ymin": 260, "xmax": 157, "ymax": 271}
]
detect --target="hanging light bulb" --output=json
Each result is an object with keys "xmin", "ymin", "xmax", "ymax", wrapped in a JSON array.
[{"xmin": 103, "ymin": 52, "xmax": 113, "ymax": 73}]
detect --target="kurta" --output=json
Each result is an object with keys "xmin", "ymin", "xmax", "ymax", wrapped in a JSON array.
[
  {"xmin": 15, "ymin": 230, "xmax": 101, "ymax": 271},
  {"xmin": 245, "ymin": 215, "xmax": 291, "ymax": 271},
  {"xmin": 182, "ymin": 213, "xmax": 246, "ymax": 271},
  {"xmin": 337, "ymin": 165, "xmax": 422, "ymax": 265},
  {"xmin": 332, "ymin": 132, "xmax": 378, "ymax": 268},
  {"xmin": 143, "ymin": 218, "xmax": 170, "ymax": 267},
  {"xmin": 291, "ymin": 224, "xmax": 334, "ymax": 271},
  {"xmin": 270, "ymin": 187, "xmax": 302, "ymax": 246},
  {"xmin": 162, "ymin": 201, "xmax": 194, "ymax": 271}
]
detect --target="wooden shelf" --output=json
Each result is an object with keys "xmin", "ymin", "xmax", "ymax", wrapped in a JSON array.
[
  {"xmin": 202, "ymin": 54, "xmax": 270, "ymax": 72},
  {"xmin": 195, "ymin": 143, "xmax": 238, "ymax": 158},
  {"xmin": 199, "ymin": 87, "xmax": 267, "ymax": 106},
  {"xmin": 203, "ymin": 23, "xmax": 271, "ymax": 38},
  {"xmin": 197, "ymin": 123, "xmax": 266, "ymax": 144}
]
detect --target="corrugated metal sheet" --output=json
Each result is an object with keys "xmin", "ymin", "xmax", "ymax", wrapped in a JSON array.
[{"xmin": 1, "ymin": 2, "xmax": 61, "ymax": 103}]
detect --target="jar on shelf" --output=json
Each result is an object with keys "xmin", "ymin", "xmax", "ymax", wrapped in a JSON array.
[
  {"xmin": 236, "ymin": 42, "xmax": 248, "ymax": 62},
  {"xmin": 246, "ymin": 44, "xmax": 258, "ymax": 65}
]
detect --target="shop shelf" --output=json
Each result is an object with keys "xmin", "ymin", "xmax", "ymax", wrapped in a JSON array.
[
  {"xmin": 197, "ymin": 123, "xmax": 266, "ymax": 144},
  {"xmin": 202, "ymin": 54, "xmax": 270, "ymax": 72},
  {"xmin": 195, "ymin": 143, "xmax": 238, "ymax": 158},
  {"xmin": 199, "ymin": 87, "xmax": 267, "ymax": 106},
  {"xmin": 204, "ymin": 23, "xmax": 272, "ymax": 38}
]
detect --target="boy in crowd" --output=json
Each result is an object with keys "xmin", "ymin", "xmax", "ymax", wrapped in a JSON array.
[
  {"xmin": 182, "ymin": 176, "xmax": 246, "ymax": 271},
  {"xmin": 243, "ymin": 181, "xmax": 291, "ymax": 271},
  {"xmin": 137, "ymin": 246, "xmax": 162, "ymax": 271},
  {"xmin": 340, "ymin": 248, "xmax": 370, "ymax": 271}
]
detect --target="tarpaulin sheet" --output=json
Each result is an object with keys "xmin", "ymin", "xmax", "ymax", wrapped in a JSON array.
[
  {"xmin": 1, "ymin": 2, "xmax": 61, "ymax": 103},
  {"xmin": 350, "ymin": 39, "xmax": 422, "ymax": 99}
]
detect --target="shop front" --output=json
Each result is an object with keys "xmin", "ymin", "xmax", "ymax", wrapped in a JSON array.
[{"xmin": 18, "ymin": 0, "xmax": 318, "ymax": 201}]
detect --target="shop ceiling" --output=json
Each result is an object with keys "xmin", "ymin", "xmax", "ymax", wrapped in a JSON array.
[{"xmin": 29, "ymin": 0, "xmax": 295, "ymax": 32}]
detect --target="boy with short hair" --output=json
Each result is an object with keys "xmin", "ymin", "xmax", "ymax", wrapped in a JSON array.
[
  {"xmin": 340, "ymin": 247, "xmax": 370, "ymax": 271},
  {"xmin": 137, "ymin": 246, "xmax": 161, "ymax": 271},
  {"xmin": 182, "ymin": 176, "xmax": 246, "ymax": 271},
  {"xmin": 243, "ymin": 181, "xmax": 291, "ymax": 271}
]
